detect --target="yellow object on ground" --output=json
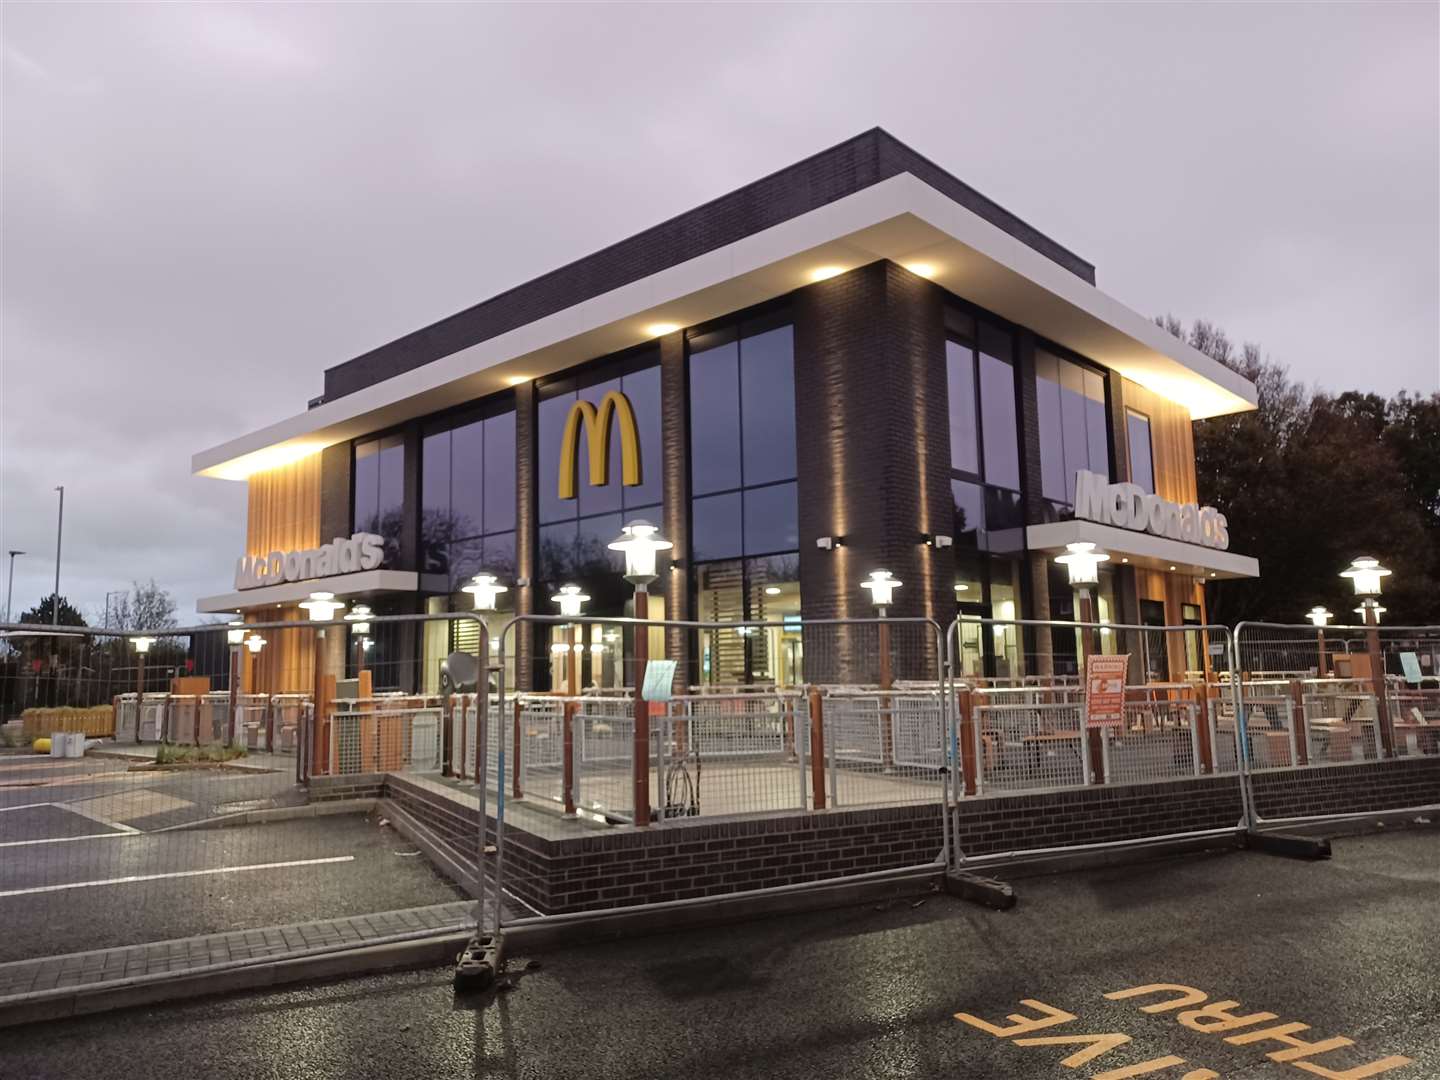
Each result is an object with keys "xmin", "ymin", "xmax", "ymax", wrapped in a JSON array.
[{"xmin": 33, "ymin": 738, "xmax": 52, "ymax": 754}]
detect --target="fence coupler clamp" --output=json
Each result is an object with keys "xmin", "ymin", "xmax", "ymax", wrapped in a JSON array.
[{"xmin": 454, "ymin": 932, "xmax": 504, "ymax": 992}]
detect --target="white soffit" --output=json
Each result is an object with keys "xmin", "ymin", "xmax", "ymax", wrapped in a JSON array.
[
  {"xmin": 193, "ymin": 174, "xmax": 1258, "ymax": 480},
  {"xmin": 195, "ymin": 570, "xmax": 421, "ymax": 614},
  {"xmin": 1026, "ymin": 521, "xmax": 1260, "ymax": 580}
]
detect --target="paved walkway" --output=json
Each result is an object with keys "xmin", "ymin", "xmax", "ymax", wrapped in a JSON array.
[{"xmin": 0, "ymin": 900, "xmax": 476, "ymax": 1004}]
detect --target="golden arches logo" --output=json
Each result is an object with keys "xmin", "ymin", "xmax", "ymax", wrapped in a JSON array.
[{"xmin": 557, "ymin": 391, "xmax": 642, "ymax": 500}]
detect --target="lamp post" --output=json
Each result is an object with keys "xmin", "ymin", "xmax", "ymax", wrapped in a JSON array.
[
  {"xmin": 1340, "ymin": 557, "xmax": 1394, "ymax": 757},
  {"xmin": 345, "ymin": 604, "xmax": 373, "ymax": 677},
  {"xmin": 550, "ymin": 585, "xmax": 590, "ymax": 696},
  {"xmin": 1307, "ymin": 606, "xmax": 1333, "ymax": 677},
  {"xmin": 4, "ymin": 550, "xmax": 23, "ymax": 624},
  {"xmin": 226, "ymin": 621, "xmax": 245, "ymax": 746},
  {"xmin": 1055, "ymin": 542, "xmax": 1110, "ymax": 783},
  {"xmin": 300, "ymin": 592, "xmax": 345, "ymax": 773},
  {"xmin": 860, "ymin": 570, "xmax": 903, "ymax": 768},
  {"xmin": 131, "ymin": 636, "xmax": 154, "ymax": 744},
  {"xmin": 51, "ymin": 486, "xmax": 63, "ymax": 629},
  {"xmin": 609, "ymin": 520, "xmax": 672, "ymax": 827}
]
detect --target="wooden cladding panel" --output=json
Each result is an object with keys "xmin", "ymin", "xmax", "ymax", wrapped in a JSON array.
[
  {"xmin": 242, "ymin": 456, "xmax": 323, "ymax": 696},
  {"xmin": 1135, "ymin": 567, "xmax": 1207, "ymax": 679},
  {"xmin": 245, "ymin": 454, "xmax": 322, "ymax": 558},
  {"xmin": 244, "ymin": 604, "xmax": 315, "ymax": 695},
  {"xmin": 1119, "ymin": 379, "xmax": 1197, "ymax": 505}
]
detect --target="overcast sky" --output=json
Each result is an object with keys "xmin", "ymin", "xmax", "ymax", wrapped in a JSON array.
[{"xmin": 2, "ymin": 3, "xmax": 1437, "ymax": 624}]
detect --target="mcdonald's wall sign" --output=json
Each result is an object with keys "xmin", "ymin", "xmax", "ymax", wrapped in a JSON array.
[{"xmin": 557, "ymin": 390, "xmax": 642, "ymax": 500}]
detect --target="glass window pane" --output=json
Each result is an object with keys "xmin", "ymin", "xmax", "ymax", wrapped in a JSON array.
[
  {"xmin": 1085, "ymin": 396, "xmax": 1109, "ymax": 481},
  {"xmin": 983, "ymin": 487, "xmax": 1025, "ymax": 553},
  {"xmin": 1035, "ymin": 354, "xmax": 1066, "ymax": 503},
  {"xmin": 538, "ymin": 391, "xmax": 577, "ymax": 524},
  {"xmin": 743, "ymin": 482, "xmax": 798, "ymax": 556},
  {"xmin": 1128, "ymin": 411, "xmax": 1155, "ymax": 494},
  {"xmin": 483, "ymin": 412, "xmax": 516, "ymax": 534},
  {"xmin": 482, "ymin": 531, "xmax": 516, "ymax": 581},
  {"xmin": 420, "ymin": 432, "xmax": 450, "ymax": 572},
  {"xmin": 951, "ymin": 479, "xmax": 984, "ymax": 551},
  {"xmin": 621, "ymin": 364, "xmax": 663, "ymax": 509},
  {"xmin": 740, "ymin": 326, "xmax": 796, "ymax": 486},
  {"xmin": 377, "ymin": 436, "xmax": 405, "ymax": 561},
  {"xmin": 979, "ymin": 351, "xmax": 1020, "ymax": 490},
  {"xmin": 574, "ymin": 513, "xmax": 624, "ymax": 579},
  {"xmin": 946, "ymin": 341, "xmax": 980, "ymax": 476},
  {"xmin": 353, "ymin": 440, "xmax": 379, "ymax": 533},
  {"xmin": 447, "ymin": 537, "xmax": 484, "ymax": 592},
  {"xmin": 692, "ymin": 492, "xmax": 743, "ymax": 563},
  {"xmin": 450, "ymin": 420, "xmax": 484, "ymax": 539},
  {"xmin": 689, "ymin": 340, "xmax": 742, "ymax": 496},
  {"xmin": 538, "ymin": 521, "xmax": 577, "ymax": 584},
  {"xmin": 1060, "ymin": 361, "xmax": 1088, "ymax": 502}
]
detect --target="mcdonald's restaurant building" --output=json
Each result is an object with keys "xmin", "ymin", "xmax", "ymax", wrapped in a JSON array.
[{"xmin": 194, "ymin": 129, "xmax": 1260, "ymax": 695}]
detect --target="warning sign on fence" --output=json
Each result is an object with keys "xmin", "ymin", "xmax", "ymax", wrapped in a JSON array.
[{"xmin": 1084, "ymin": 654, "xmax": 1129, "ymax": 728}]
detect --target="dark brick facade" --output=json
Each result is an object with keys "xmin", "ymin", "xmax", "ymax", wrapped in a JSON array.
[
  {"xmin": 793, "ymin": 261, "xmax": 951, "ymax": 681},
  {"xmin": 513, "ymin": 382, "xmax": 537, "ymax": 690},
  {"xmin": 659, "ymin": 331, "xmax": 691, "ymax": 689},
  {"xmin": 320, "ymin": 130, "xmax": 1095, "ymax": 404}
]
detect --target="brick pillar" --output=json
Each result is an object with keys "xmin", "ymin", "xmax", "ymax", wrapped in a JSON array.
[
  {"xmin": 659, "ymin": 331, "xmax": 691, "ymax": 692},
  {"xmin": 793, "ymin": 260, "xmax": 949, "ymax": 683},
  {"xmin": 514, "ymin": 381, "xmax": 537, "ymax": 691}
]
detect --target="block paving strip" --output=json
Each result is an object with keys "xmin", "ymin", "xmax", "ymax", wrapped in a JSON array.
[{"xmin": 0, "ymin": 901, "xmax": 476, "ymax": 1003}]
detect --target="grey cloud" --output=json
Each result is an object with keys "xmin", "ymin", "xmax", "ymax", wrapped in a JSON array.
[{"xmin": 3, "ymin": 3, "xmax": 1436, "ymax": 621}]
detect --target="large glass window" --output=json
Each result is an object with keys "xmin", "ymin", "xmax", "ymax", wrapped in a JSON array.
[
  {"xmin": 353, "ymin": 433, "xmax": 405, "ymax": 563},
  {"xmin": 1035, "ymin": 348, "xmax": 1110, "ymax": 508},
  {"xmin": 534, "ymin": 348, "xmax": 663, "ymax": 691},
  {"xmin": 421, "ymin": 405, "xmax": 516, "ymax": 584},
  {"xmin": 1127, "ymin": 410, "xmax": 1155, "ymax": 495},
  {"xmin": 687, "ymin": 311, "xmax": 797, "ymax": 565},
  {"xmin": 946, "ymin": 319, "xmax": 1022, "ymax": 565},
  {"xmin": 694, "ymin": 555, "xmax": 802, "ymax": 688}
]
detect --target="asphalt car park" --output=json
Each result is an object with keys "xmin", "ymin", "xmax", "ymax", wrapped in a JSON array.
[
  {"xmin": 4, "ymin": 825, "xmax": 1435, "ymax": 1080},
  {"xmin": 0, "ymin": 754, "xmax": 462, "ymax": 963}
]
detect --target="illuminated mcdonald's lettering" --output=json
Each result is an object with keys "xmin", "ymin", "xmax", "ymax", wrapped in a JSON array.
[{"xmin": 557, "ymin": 390, "xmax": 642, "ymax": 500}]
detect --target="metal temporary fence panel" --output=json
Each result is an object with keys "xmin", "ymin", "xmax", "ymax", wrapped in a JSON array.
[
  {"xmin": 0, "ymin": 615, "xmax": 489, "ymax": 970},
  {"xmin": 1234, "ymin": 621, "xmax": 1440, "ymax": 826}
]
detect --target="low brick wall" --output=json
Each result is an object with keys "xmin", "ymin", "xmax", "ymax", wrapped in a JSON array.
[
  {"xmin": 1251, "ymin": 756, "xmax": 1440, "ymax": 820},
  {"xmin": 309, "ymin": 773, "xmax": 385, "ymax": 802},
  {"xmin": 374, "ymin": 758, "xmax": 1438, "ymax": 916}
]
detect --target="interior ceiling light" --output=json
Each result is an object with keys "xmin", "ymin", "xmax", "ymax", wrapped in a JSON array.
[
  {"xmin": 809, "ymin": 266, "xmax": 845, "ymax": 282},
  {"xmin": 764, "ymin": 586, "xmax": 782, "ymax": 596}
]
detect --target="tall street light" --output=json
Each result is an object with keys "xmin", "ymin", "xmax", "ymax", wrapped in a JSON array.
[
  {"xmin": 1340, "ymin": 556, "xmax": 1394, "ymax": 757},
  {"xmin": 609, "ymin": 519, "xmax": 671, "ymax": 826},
  {"xmin": 131, "ymin": 636, "xmax": 154, "ymax": 743},
  {"xmin": 301, "ymin": 591, "xmax": 346, "ymax": 772},
  {"xmin": 1055, "ymin": 542, "xmax": 1110, "ymax": 783},
  {"xmin": 226, "ymin": 621, "xmax": 246, "ymax": 746},
  {"xmin": 860, "ymin": 570, "xmax": 902, "ymax": 768},
  {"xmin": 345, "ymin": 604, "xmax": 373, "ymax": 676},
  {"xmin": 1307, "ymin": 606, "xmax": 1332, "ymax": 677},
  {"xmin": 550, "ymin": 584, "xmax": 590, "ymax": 696},
  {"xmin": 51, "ymin": 487, "xmax": 64, "ymax": 627},
  {"xmin": 4, "ymin": 551, "xmax": 23, "ymax": 624}
]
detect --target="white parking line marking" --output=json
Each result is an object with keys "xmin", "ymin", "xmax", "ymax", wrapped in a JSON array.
[
  {"xmin": 0, "ymin": 832, "xmax": 138, "ymax": 849},
  {"xmin": 0, "ymin": 856, "xmax": 356, "ymax": 897}
]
